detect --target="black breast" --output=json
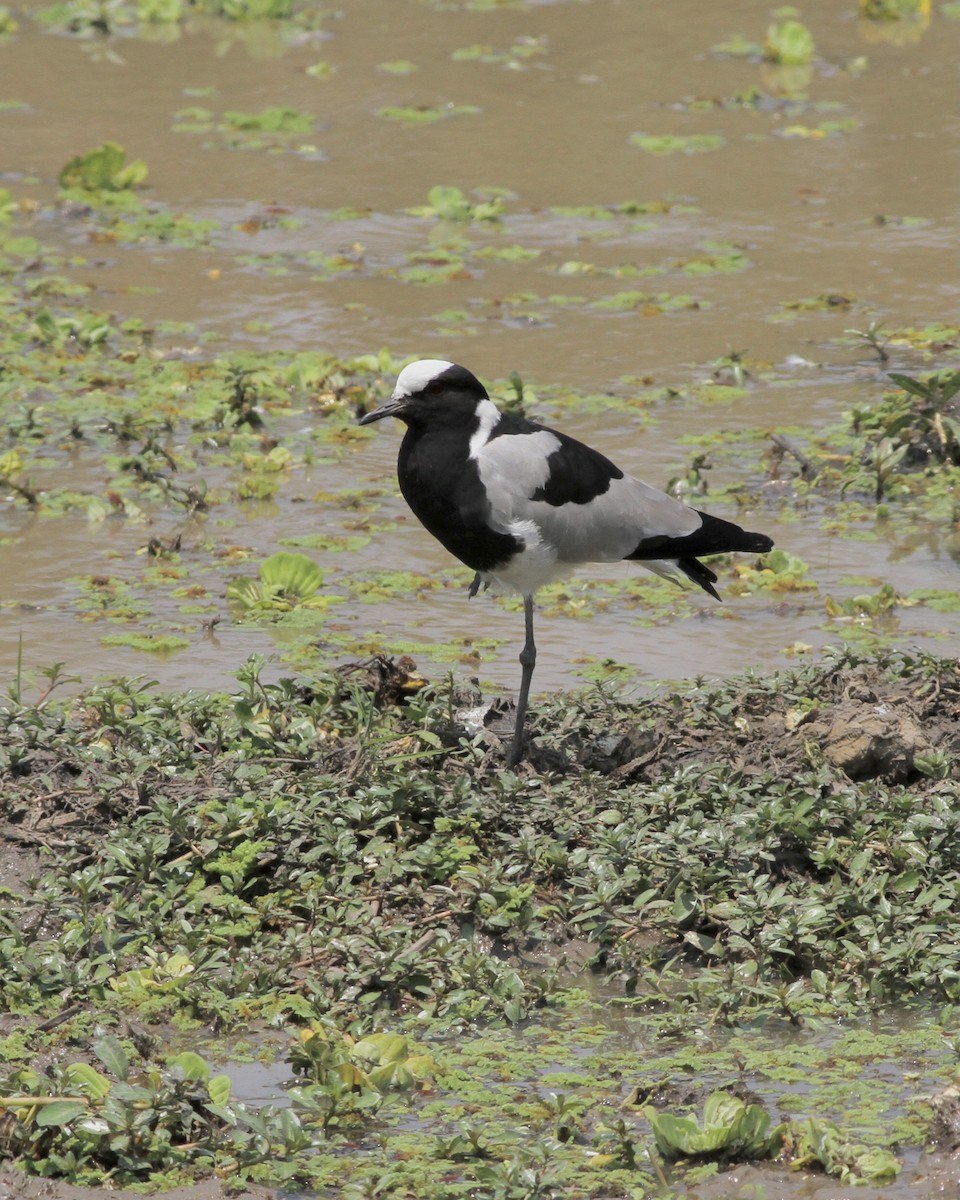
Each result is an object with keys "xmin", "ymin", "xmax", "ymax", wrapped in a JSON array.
[{"xmin": 397, "ymin": 426, "xmax": 523, "ymax": 573}]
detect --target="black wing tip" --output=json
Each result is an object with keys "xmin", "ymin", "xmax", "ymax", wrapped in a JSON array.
[
  {"xmin": 693, "ymin": 510, "xmax": 774, "ymax": 557},
  {"xmin": 677, "ymin": 530, "xmax": 772, "ymax": 601},
  {"xmin": 677, "ymin": 556, "xmax": 722, "ymax": 600},
  {"xmin": 743, "ymin": 532, "xmax": 774, "ymax": 554}
]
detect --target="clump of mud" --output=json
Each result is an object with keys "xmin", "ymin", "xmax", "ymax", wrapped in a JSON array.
[{"xmin": 553, "ymin": 650, "xmax": 960, "ymax": 786}]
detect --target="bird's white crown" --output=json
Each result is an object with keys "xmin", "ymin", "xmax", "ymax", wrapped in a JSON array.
[{"xmin": 393, "ymin": 359, "xmax": 455, "ymax": 399}]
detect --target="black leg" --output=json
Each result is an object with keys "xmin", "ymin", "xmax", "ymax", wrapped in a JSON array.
[{"xmin": 507, "ymin": 594, "xmax": 536, "ymax": 769}]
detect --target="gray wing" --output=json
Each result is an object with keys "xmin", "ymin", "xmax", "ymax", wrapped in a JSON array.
[{"xmin": 474, "ymin": 429, "xmax": 700, "ymax": 564}]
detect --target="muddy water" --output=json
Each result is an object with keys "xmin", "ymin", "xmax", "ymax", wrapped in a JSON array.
[
  {"xmin": 208, "ymin": 1001, "xmax": 957, "ymax": 1200},
  {"xmin": 2, "ymin": 0, "xmax": 960, "ymax": 696}
]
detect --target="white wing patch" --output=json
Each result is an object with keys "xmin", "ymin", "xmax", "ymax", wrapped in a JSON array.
[{"xmin": 468, "ymin": 399, "xmax": 503, "ymax": 461}]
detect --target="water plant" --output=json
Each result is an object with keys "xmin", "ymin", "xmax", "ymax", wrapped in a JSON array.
[
  {"xmin": 763, "ymin": 18, "xmax": 815, "ymax": 64},
  {"xmin": 785, "ymin": 1116, "xmax": 901, "ymax": 1185},
  {"xmin": 0, "ymin": 1035, "xmax": 301, "ymax": 1184},
  {"xmin": 376, "ymin": 104, "xmax": 481, "ymax": 125},
  {"xmin": 645, "ymin": 1090, "xmax": 786, "ymax": 1162},
  {"xmin": 226, "ymin": 551, "xmax": 337, "ymax": 613},
  {"xmin": 629, "ymin": 132, "xmax": 725, "ymax": 155},
  {"xmin": 408, "ymin": 184, "xmax": 507, "ymax": 224},
  {"xmin": 882, "ymin": 370, "xmax": 960, "ymax": 462},
  {"xmin": 58, "ymin": 142, "xmax": 148, "ymax": 194},
  {"xmin": 859, "ymin": 0, "xmax": 929, "ymax": 20}
]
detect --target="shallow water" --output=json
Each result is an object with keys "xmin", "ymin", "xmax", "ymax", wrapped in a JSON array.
[
  {"xmin": 213, "ymin": 999, "xmax": 957, "ymax": 1200},
  {"xmin": 2, "ymin": 0, "xmax": 960, "ymax": 696}
]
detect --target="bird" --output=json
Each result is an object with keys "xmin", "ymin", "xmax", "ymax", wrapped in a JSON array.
[{"xmin": 359, "ymin": 359, "xmax": 773, "ymax": 769}]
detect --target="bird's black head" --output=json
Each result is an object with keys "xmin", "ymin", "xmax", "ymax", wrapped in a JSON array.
[{"xmin": 359, "ymin": 360, "xmax": 489, "ymax": 428}]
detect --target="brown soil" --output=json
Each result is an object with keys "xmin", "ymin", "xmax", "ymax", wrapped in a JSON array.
[{"xmin": 573, "ymin": 656, "xmax": 960, "ymax": 786}]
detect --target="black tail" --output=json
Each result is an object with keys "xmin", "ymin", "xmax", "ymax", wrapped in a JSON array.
[
  {"xmin": 628, "ymin": 509, "xmax": 773, "ymax": 601},
  {"xmin": 676, "ymin": 555, "xmax": 721, "ymax": 600}
]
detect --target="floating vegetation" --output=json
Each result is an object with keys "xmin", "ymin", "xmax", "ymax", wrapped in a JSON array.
[
  {"xmin": 227, "ymin": 551, "xmax": 339, "ymax": 615},
  {"xmin": 629, "ymin": 131, "xmax": 726, "ymax": 155},
  {"xmin": 451, "ymin": 34, "xmax": 548, "ymax": 68},
  {"xmin": 375, "ymin": 103, "xmax": 481, "ymax": 124},
  {"xmin": 591, "ymin": 289, "xmax": 704, "ymax": 314},
  {"xmin": 858, "ymin": 0, "xmax": 932, "ymax": 41},
  {"xmin": 762, "ymin": 18, "xmax": 815, "ymax": 64},
  {"xmin": 58, "ymin": 141, "xmax": 148, "ymax": 199},
  {"xmin": 768, "ymin": 292, "xmax": 855, "ymax": 321},
  {"xmin": 547, "ymin": 199, "xmax": 683, "ymax": 219},
  {"xmin": 29, "ymin": 0, "xmax": 326, "ymax": 34},
  {"xmin": 376, "ymin": 58, "xmax": 418, "ymax": 74},
  {"xmin": 222, "ymin": 105, "xmax": 315, "ymax": 133},
  {"xmin": 774, "ymin": 117, "xmax": 862, "ymax": 138},
  {"xmin": 172, "ymin": 104, "xmax": 321, "ymax": 155},
  {"xmin": 859, "ymin": 0, "xmax": 930, "ymax": 16},
  {"xmin": 99, "ymin": 630, "xmax": 192, "ymax": 653},
  {"xmin": 645, "ymin": 1091, "xmax": 786, "ymax": 1163},
  {"xmin": 406, "ymin": 183, "xmax": 509, "ymax": 223}
]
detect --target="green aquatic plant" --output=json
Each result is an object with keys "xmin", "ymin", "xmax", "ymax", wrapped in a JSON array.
[
  {"xmin": 223, "ymin": 105, "xmax": 314, "ymax": 133},
  {"xmin": 408, "ymin": 184, "xmax": 507, "ymax": 223},
  {"xmin": 289, "ymin": 1026, "xmax": 433, "ymax": 1098},
  {"xmin": 58, "ymin": 142, "xmax": 147, "ymax": 193},
  {"xmin": 32, "ymin": 0, "xmax": 131, "ymax": 35},
  {"xmin": 824, "ymin": 582, "xmax": 903, "ymax": 620},
  {"xmin": 99, "ymin": 632, "xmax": 192, "ymax": 654},
  {"xmin": 136, "ymin": 0, "xmax": 182, "ymax": 22},
  {"xmin": 191, "ymin": 0, "xmax": 294, "ymax": 16},
  {"xmin": 846, "ymin": 318, "xmax": 890, "ymax": 363},
  {"xmin": 376, "ymin": 104, "xmax": 481, "ymax": 125},
  {"xmin": 227, "ymin": 552, "xmax": 335, "ymax": 613},
  {"xmin": 30, "ymin": 308, "xmax": 112, "ymax": 348},
  {"xmin": 710, "ymin": 32, "xmax": 764, "ymax": 57},
  {"xmin": 763, "ymin": 18, "xmax": 815, "ymax": 64},
  {"xmin": 645, "ymin": 1090, "xmax": 786, "ymax": 1162},
  {"xmin": 868, "ymin": 435, "xmax": 910, "ymax": 502},
  {"xmin": 629, "ymin": 132, "xmax": 725, "ymax": 155},
  {"xmin": 859, "ymin": 0, "xmax": 928, "ymax": 18},
  {"xmin": 451, "ymin": 35, "xmax": 547, "ymax": 68},
  {"xmin": 0, "ymin": 1034, "xmax": 332, "ymax": 1186},
  {"xmin": 376, "ymin": 59, "xmax": 418, "ymax": 74},
  {"xmin": 886, "ymin": 370, "xmax": 960, "ymax": 450},
  {"xmin": 0, "ymin": 186, "xmax": 17, "ymax": 220},
  {"xmin": 846, "ymin": 370, "xmax": 960, "ymax": 488},
  {"xmin": 786, "ymin": 1116, "xmax": 901, "ymax": 1185}
]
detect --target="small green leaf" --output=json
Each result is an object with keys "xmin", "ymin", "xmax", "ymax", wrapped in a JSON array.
[
  {"xmin": 887, "ymin": 372, "xmax": 932, "ymax": 399},
  {"xmin": 93, "ymin": 1034, "xmax": 129, "ymax": 1080},
  {"xmin": 353, "ymin": 1033, "xmax": 408, "ymax": 1065},
  {"xmin": 168, "ymin": 1051, "xmax": 210, "ymax": 1082},
  {"xmin": 34, "ymin": 1100, "xmax": 88, "ymax": 1128},
  {"xmin": 62, "ymin": 1063, "xmax": 112, "ymax": 1100},
  {"xmin": 208, "ymin": 1073, "xmax": 232, "ymax": 1105}
]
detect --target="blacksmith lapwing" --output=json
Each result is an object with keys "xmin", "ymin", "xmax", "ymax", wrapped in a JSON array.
[{"xmin": 360, "ymin": 359, "xmax": 773, "ymax": 768}]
